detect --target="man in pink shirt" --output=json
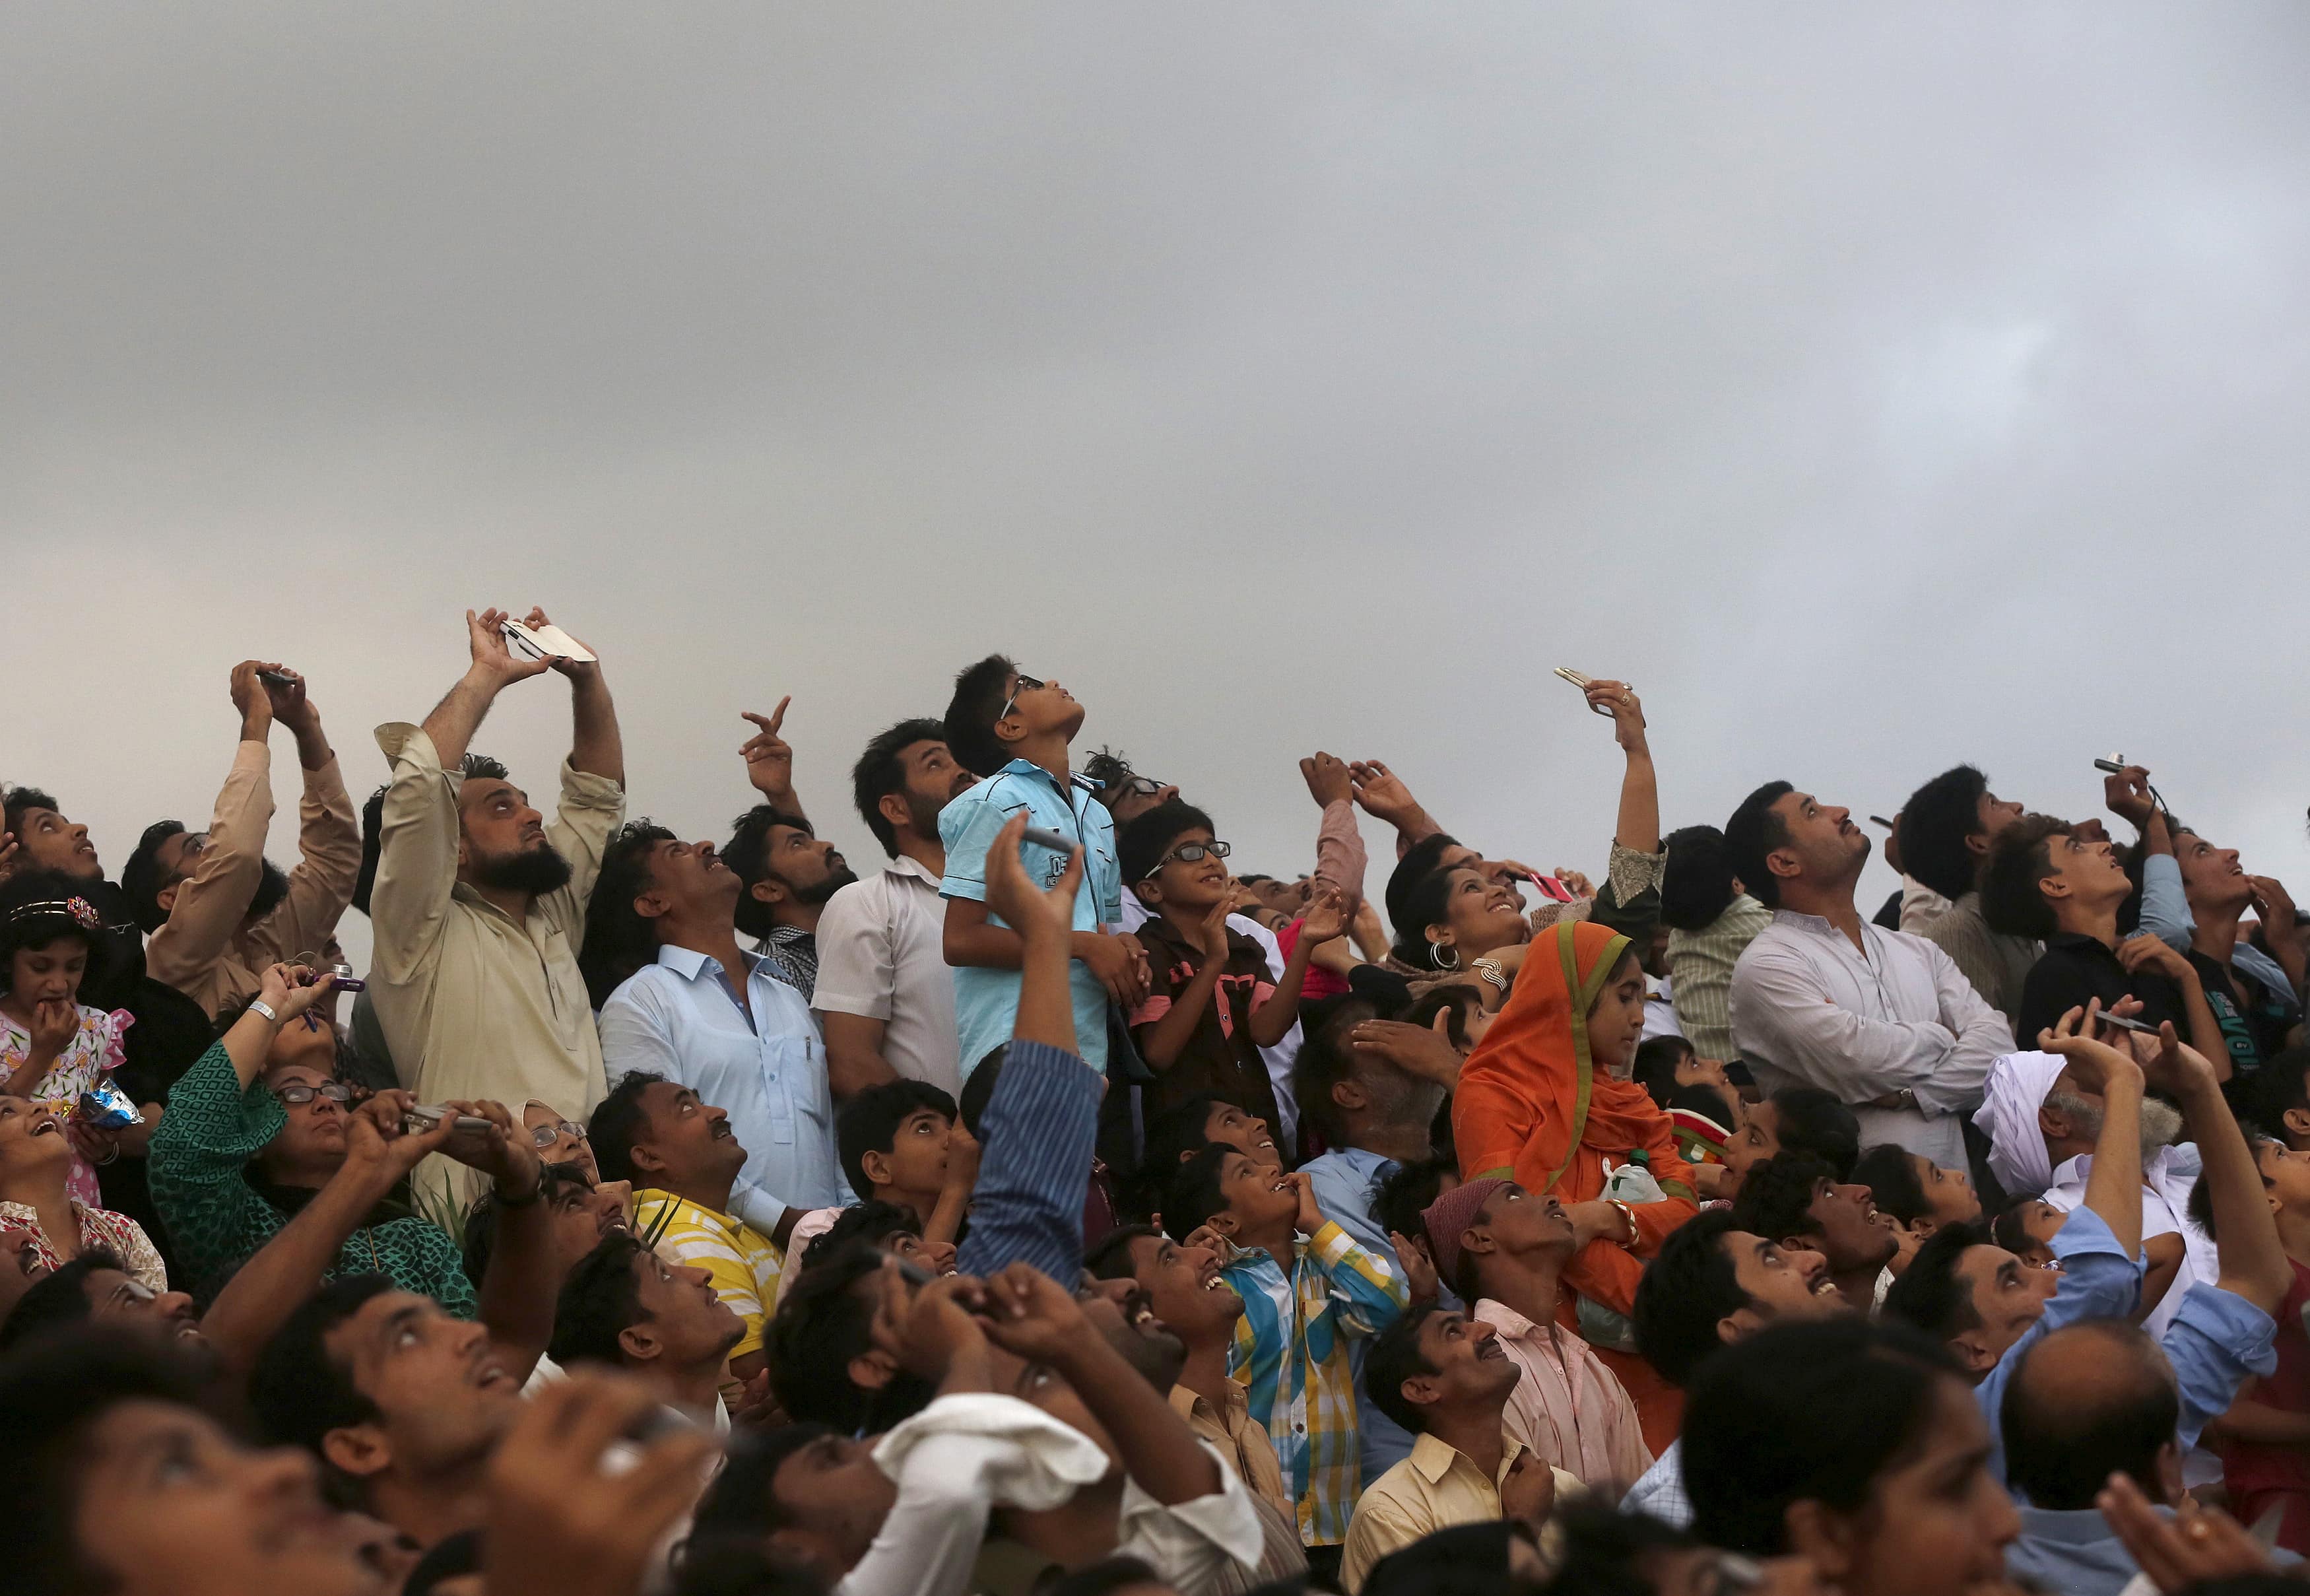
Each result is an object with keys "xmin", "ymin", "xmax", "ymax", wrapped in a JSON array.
[{"xmin": 1423, "ymin": 1176, "xmax": 1653, "ymax": 1492}]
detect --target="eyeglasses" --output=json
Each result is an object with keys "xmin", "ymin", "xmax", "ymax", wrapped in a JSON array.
[
  {"xmin": 528, "ymin": 1119, "xmax": 588, "ymax": 1148},
  {"xmin": 1116, "ymin": 776, "xmax": 1164, "ymax": 798},
  {"xmin": 275, "ymin": 1082, "xmax": 354, "ymax": 1107},
  {"xmin": 998, "ymin": 673, "xmax": 1045, "ymax": 722},
  {"xmin": 1157, "ymin": 840, "xmax": 1232, "ymax": 868}
]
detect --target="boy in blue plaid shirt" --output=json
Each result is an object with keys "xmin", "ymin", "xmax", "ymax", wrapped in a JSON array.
[{"xmin": 1165, "ymin": 1145, "xmax": 1408, "ymax": 1566}]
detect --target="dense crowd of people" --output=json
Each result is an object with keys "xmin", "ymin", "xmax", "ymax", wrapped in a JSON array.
[{"xmin": 7, "ymin": 607, "xmax": 2310, "ymax": 1596}]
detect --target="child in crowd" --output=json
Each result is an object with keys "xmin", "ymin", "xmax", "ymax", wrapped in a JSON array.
[
  {"xmin": 1123, "ymin": 799, "xmax": 1346, "ymax": 1134},
  {"xmin": 1165, "ymin": 1145, "xmax": 1408, "ymax": 1572}
]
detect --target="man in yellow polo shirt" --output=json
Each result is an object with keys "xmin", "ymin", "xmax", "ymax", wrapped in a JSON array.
[
  {"xmin": 588, "ymin": 1071, "xmax": 781, "ymax": 1383},
  {"xmin": 1340, "ymin": 1304, "xmax": 1575, "ymax": 1593}
]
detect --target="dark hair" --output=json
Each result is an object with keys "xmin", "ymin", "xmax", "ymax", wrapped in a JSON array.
[
  {"xmin": 2002, "ymin": 1319, "xmax": 2178, "ymax": 1508},
  {"xmin": 671, "ymin": 1537, "xmax": 826, "ymax": 1596},
  {"xmin": 1897, "ymin": 766, "xmax": 1993, "ymax": 903},
  {"xmin": 578, "ymin": 822, "xmax": 677, "ymax": 1007},
  {"xmin": 1404, "ymin": 984, "xmax": 1483, "ymax": 1050},
  {"xmin": 725, "ymin": 805, "xmax": 812, "ymax": 941},
  {"xmin": 352, "ymin": 783, "xmax": 388, "ymax": 917},
  {"xmin": 956, "ymin": 1050, "xmax": 1003, "ymax": 1139},
  {"xmin": 1384, "ymin": 833, "xmax": 1465, "ymax": 948},
  {"xmin": 1140, "ymin": 1093, "xmax": 1224, "ymax": 1174},
  {"xmin": 1162, "ymin": 1145, "xmax": 1237, "ymax": 1241},
  {"xmin": 1989, "ymin": 1197, "xmax": 2045, "ymax": 1259},
  {"xmin": 1666, "ymin": 1082, "xmax": 1737, "ymax": 1133},
  {"xmin": 0, "ymin": 1329, "xmax": 211, "ymax": 1596},
  {"xmin": 837, "ymin": 1080, "xmax": 958, "ymax": 1201},
  {"xmin": 1729, "ymin": 1152, "xmax": 1838, "ymax": 1246},
  {"xmin": 766, "ymin": 1239, "xmax": 935, "ymax": 1430},
  {"xmin": 1880, "ymin": 1220, "xmax": 1994, "ymax": 1338},
  {"xmin": 1364, "ymin": 1302, "xmax": 1445, "ymax": 1435},
  {"xmin": 117, "ymin": 820, "xmax": 186, "ymax": 933},
  {"xmin": 1080, "ymin": 747, "xmax": 1138, "ymax": 796},
  {"xmin": 1851, "ymin": 1144, "xmax": 1929, "ymax": 1226},
  {"xmin": 1292, "ymin": 998, "xmax": 1382, "ymax": 1146},
  {"xmin": 0, "ymin": 785, "xmax": 62, "ymax": 840},
  {"xmin": 465, "ymin": 1163, "xmax": 595, "ymax": 1283},
  {"xmin": 1085, "ymin": 1223, "xmax": 1164, "ymax": 1283},
  {"xmin": 1388, "ymin": 863, "xmax": 1467, "ymax": 968},
  {"xmin": 550, "ymin": 1234, "xmax": 649, "ymax": 1368},
  {"xmin": 851, "ymin": 718, "xmax": 951, "ymax": 857},
  {"xmin": 1764, "ymin": 1086, "xmax": 1861, "ymax": 1178},
  {"xmin": 0, "ymin": 868, "xmax": 108, "ymax": 993},
  {"xmin": 1723, "ymin": 782, "xmax": 1796, "ymax": 910},
  {"xmin": 1118, "ymin": 799, "xmax": 1217, "ymax": 890},
  {"xmin": 1371, "ymin": 1157, "xmax": 1457, "ymax": 1255},
  {"xmin": 1979, "ymin": 814, "xmax": 2075, "ymax": 941},
  {"xmin": 1630, "ymin": 1036, "xmax": 1697, "ymax": 1110},
  {"xmin": 249, "ymin": 1273, "xmax": 396, "ymax": 1455},
  {"xmin": 2253, "ymin": 1046, "xmax": 2310, "ymax": 1137},
  {"xmin": 0, "ymin": 1247, "xmax": 125, "ymax": 1351},
  {"xmin": 1660, "ymin": 824, "xmax": 1740, "ymax": 931},
  {"xmin": 1045, "ymin": 1559, "xmax": 1164, "ymax": 1596},
  {"xmin": 942, "ymin": 653, "xmax": 1020, "ymax": 779},
  {"xmin": 690, "ymin": 1422, "xmax": 837, "ymax": 1541},
  {"xmin": 403, "ymin": 1529, "xmax": 483, "ymax": 1596},
  {"xmin": 459, "ymin": 752, "xmax": 511, "ymax": 784},
  {"xmin": 1632, "ymin": 1211, "xmax": 1752, "ymax": 1387},
  {"xmin": 1366, "ymin": 1523, "xmax": 1533, "ymax": 1596},
  {"xmin": 816, "ymin": 1200, "xmax": 923, "ymax": 1259},
  {"xmin": 1684, "ymin": 1316, "xmax": 1966, "ymax": 1554},
  {"xmin": 1531, "ymin": 1505, "xmax": 1692, "ymax": 1596},
  {"xmin": 587, "ymin": 1071, "xmax": 667, "ymax": 1185}
]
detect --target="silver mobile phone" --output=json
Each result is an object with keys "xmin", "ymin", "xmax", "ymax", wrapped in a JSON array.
[
  {"xmin": 403, "ymin": 1104, "xmax": 496, "ymax": 1135},
  {"xmin": 1019, "ymin": 826, "xmax": 1076, "ymax": 853},
  {"xmin": 2095, "ymin": 1011, "xmax": 2156, "ymax": 1035}
]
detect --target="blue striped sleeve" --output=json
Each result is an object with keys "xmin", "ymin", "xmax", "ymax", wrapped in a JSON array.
[{"xmin": 956, "ymin": 1039, "xmax": 1101, "ymax": 1283}]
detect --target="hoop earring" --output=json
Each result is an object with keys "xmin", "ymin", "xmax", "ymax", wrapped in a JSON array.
[{"xmin": 1431, "ymin": 942, "xmax": 1459, "ymax": 971}]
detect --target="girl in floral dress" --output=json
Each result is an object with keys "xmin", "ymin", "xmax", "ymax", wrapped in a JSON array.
[{"xmin": 0, "ymin": 875, "xmax": 137, "ymax": 1211}]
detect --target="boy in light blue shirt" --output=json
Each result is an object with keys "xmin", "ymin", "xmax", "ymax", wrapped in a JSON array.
[{"xmin": 936, "ymin": 655, "xmax": 1143, "ymax": 1080}]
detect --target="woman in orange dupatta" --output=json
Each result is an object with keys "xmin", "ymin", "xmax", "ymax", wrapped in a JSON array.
[{"xmin": 1452, "ymin": 916, "xmax": 1698, "ymax": 1449}]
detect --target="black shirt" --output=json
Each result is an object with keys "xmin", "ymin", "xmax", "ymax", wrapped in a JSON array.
[
  {"xmin": 2014, "ymin": 933, "xmax": 2187, "ymax": 1046},
  {"xmin": 2188, "ymin": 950, "xmax": 2301, "ymax": 1077}
]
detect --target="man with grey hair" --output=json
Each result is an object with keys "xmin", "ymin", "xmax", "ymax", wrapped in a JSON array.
[{"xmin": 1974, "ymin": 1041, "xmax": 2205, "ymax": 1339}]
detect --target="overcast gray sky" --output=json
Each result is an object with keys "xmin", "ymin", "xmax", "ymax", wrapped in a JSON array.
[{"xmin": 8, "ymin": 5, "xmax": 2310, "ymax": 970}]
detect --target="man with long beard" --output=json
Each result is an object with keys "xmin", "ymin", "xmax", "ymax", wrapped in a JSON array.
[{"xmin": 368, "ymin": 607, "xmax": 626, "ymax": 1150}]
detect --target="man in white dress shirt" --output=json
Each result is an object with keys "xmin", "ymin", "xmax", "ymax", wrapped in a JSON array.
[
  {"xmin": 591, "ymin": 823, "xmax": 847, "ymax": 1247},
  {"xmin": 1725, "ymin": 781, "xmax": 2015, "ymax": 1170},
  {"xmin": 815, "ymin": 719, "xmax": 980, "ymax": 1101}
]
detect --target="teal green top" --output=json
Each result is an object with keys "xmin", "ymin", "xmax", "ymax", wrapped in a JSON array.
[{"xmin": 149, "ymin": 1041, "xmax": 475, "ymax": 1316}]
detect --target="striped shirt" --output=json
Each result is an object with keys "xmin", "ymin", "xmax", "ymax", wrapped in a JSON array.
[
  {"xmin": 1666, "ymin": 894, "xmax": 1773, "ymax": 1061},
  {"xmin": 634, "ymin": 1189, "xmax": 782, "ymax": 1362},
  {"xmin": 1225, "ymin": 1221, "xmax": 1409, "ymax": 1547}
]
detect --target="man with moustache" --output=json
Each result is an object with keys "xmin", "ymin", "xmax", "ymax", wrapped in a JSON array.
[
  {"xmin": 591, "ymin": 824, "xmax": 844, "ymax": 1262},
  {"xmin": 815, "ymin": 719, "xmax": 981, "ymax": 1100},
  {"xmin": 1727, "ymin": 781, "xmax": 2015, "ymax": 1170},
  {"xmin": 368, "ymin": 607, "xmax": 626, "ymax": 1129},
  {"xmin": 120, "ymin": 661, "xmax": 361, "ymax": 1018}
]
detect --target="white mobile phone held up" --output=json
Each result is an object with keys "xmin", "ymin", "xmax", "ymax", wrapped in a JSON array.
[{"xmin": 502, "ymin": 620, "xmax": 597, "ymax": 664}]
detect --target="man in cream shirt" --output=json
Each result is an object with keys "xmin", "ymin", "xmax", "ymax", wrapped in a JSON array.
[{"xmin": 368, "ymin": 607, "xmax": 624, "ymax": 1175}]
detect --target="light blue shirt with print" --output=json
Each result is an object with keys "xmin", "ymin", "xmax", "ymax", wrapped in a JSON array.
[
  {"xmin": 598, "ymin": 947, "xmax": 847, "ymax": 1230},
  {"xmin": 938, "ymin": 759, "xmax": 1123, "ymax": 1079}
]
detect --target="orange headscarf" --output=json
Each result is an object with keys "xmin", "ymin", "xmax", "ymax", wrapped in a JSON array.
[
  {"xmin": 1450, "ymin": 916, "xmax": 1700, "ymax": 1451},
  {"xmin": 1453, "ymin": 917, "xmax": 1696, "ymax": 1205}
]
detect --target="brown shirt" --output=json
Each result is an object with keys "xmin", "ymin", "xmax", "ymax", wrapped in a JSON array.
[
  {"xmin": 145, "ymin": 741, "xmax": 362, "ymax": 1018},
  {"xmin": 1129, "ymin": 915, "xmax": 1285, "ymax": 1131}
]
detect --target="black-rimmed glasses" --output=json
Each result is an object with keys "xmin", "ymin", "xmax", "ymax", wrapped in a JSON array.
[{"xmin": 999, "ymin": 673, "xmax": 1045, "ymax": 721}]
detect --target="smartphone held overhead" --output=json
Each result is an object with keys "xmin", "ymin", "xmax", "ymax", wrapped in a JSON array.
[
  {"xmin": 502, "ymin": 619, "xmax": 597, "ymax": 663},
  {"xmin": 1554, "ymin": 666, "xmax": 1618, "ymax": 717}
]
